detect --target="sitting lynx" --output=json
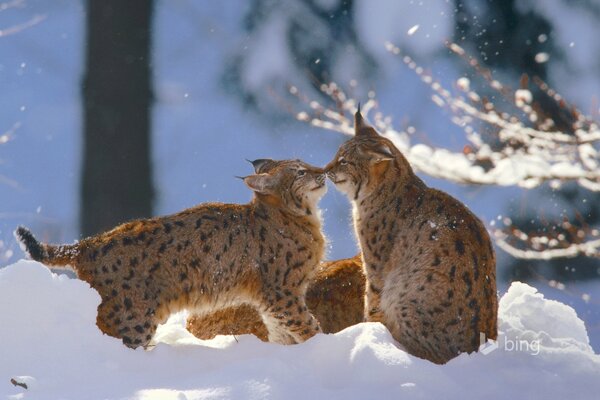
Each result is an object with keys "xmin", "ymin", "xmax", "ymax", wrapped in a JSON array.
[
  {"xmin": 325, "ymin": 108, "xmax": 498, "ymax": 364},
  {"xmin": 16, "ymin": 159, "xmax": 327, "ymax": 348},
  {"xmin": 187, "ymin": 255, "xmax": 365, "ymax": 341}
]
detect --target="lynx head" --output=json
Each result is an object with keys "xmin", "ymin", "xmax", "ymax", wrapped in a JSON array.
[
  {"xmin": 244, "ymin": 159, "xmax": 327, "ymax": 216},
  {"xmin": 325, "ymin": 108, "xmax": 408, "ymax": 201}
]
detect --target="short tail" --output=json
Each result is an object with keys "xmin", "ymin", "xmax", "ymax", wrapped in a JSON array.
[{"xmin": 14, "ymin": 226, "xmax": 78, "ymax": 267}]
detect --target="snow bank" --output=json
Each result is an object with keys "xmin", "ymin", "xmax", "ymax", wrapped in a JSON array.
[{"xmin": 1, "ymin": 260, "xmax": 599, "ymax": 400}]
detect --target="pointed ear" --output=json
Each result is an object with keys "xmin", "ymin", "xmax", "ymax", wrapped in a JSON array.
[
  {"xmin": 244, "ymin": 174, "xmax": 277, "ymax": 194},
  {"xmin": 354, "ymin": 106, "xmax": 379, "ymax": 137},
  {"xmin": 366, "ymin": 143, "xmax": 394, "ymax": 163},
  {"xmin": 246, "ymin": 158, "xmax": 274, "ymax": 173}
]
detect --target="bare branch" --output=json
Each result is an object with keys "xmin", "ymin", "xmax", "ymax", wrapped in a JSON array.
[{"xmin": 0, "ymin": 13, "xmax": 45, "ymax": 38}]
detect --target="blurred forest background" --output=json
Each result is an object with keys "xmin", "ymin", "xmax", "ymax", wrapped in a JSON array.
[{"xmin": 1, "ymin": 0, "xmax": 599, "ymax": 348}]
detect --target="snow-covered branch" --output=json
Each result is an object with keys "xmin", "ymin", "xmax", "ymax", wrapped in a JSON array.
[
  {"xmin": 292, "ymin": 42, "xmax": 600, "ymax": 192},
  {"xmin": 493, "ymin": 217, "xmax": 600, "ymax": 260},
  {"xmin": 291, "ymin": 42, "xmax": 600, "ymax": 261}
]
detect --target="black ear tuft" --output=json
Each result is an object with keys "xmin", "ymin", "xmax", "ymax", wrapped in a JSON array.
[
  {"xmin": 247, "ymin": 158, "xmax": 275, "ymax": 173},
  {"xmin": 354, "ymin": 106, "xmax": 378, "ymax": 137},
  {"xmin": 354, "ymin": 105, "xmax": 364, "ymax": 131}
]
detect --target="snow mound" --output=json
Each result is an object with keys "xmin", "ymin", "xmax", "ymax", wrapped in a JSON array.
[{"xmin": 1, "ymin": 260, "xmax": 599, "ymax": 399}]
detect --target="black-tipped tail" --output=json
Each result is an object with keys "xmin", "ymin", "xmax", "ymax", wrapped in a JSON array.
[
  {"xmin": 15, "ymin": 226, "xmax": 47, "ymax": 262},
  {"xmin": 14, "ymin": 226, "xmax": 77, "ymax": 267}
]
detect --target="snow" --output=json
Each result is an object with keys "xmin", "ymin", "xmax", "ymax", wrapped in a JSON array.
[
  {"xmin": 534, "ymin": 52, "xmax": 550, "ymax": 64},
  {"xmin": 2, "ymin": 260, "xmax": 599, "ymax": 399},
  {"xmin": 2, "ymin": 2, "xmax": 600, "ymax": 397},
  {"xmin": 407, "ymin": 24, "xmax": 420, "ymax": 36},
  {"xmin": 514, "ymin": 89, "xmax": 533, "ymax": 106},
  {"xmin": 456, "ymin": 77, "xmax": 470, "ymax": 92}
]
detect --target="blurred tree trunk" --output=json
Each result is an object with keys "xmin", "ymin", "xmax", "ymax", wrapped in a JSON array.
[{"xmin": 81, "ymin": 0, "xmax": 154, "ymax": 236}]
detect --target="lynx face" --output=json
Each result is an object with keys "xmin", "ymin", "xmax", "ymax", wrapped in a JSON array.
[
  {"xmin": 325, "ymin": 136, "xmax": 395, "ymax": 201},
  {"xmin": 245, "ymin": 159, "xmax": 327, "ymax": 216}
]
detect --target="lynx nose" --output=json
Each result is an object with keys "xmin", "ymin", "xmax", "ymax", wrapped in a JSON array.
[{"xmin": 316, "ymin": 174, "xmax": 326, "ymax": 185}]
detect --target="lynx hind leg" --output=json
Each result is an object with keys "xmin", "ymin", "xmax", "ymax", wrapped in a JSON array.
[
  {"xmin": 96, "ymin": 296, "xmax": 159, "ymax": 349},
  {"xmin": 261, "ymin": 295, "xmax": 321, "ymax": 344},
  {"xmin": 306, "ymin": 257, "xmax": 366, "ymax": 333},
  {"xmin": 381, "ymin": 289, "xmax": 470, "ymax": 365}
]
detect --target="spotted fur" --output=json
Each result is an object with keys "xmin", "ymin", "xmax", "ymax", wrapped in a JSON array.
[
  {"xmin": 186, "ymin": 255, "xmax": 365, "ymax": 340},
  {"xmin": 16, "ymin": 159, "xmax": 327, "ymax": 348},
  {"xmin": 324, "ymin": 110, "xmax": 498, "ymax": 364}
]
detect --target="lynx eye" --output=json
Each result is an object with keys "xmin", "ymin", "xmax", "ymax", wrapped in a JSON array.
[
  {"xmin": 338, "ymin": 157, "xmax": 348, "ymax": 166},
  {"xmin": 297, "ymin": 169, "xmax": 307, "ymax": 176}
]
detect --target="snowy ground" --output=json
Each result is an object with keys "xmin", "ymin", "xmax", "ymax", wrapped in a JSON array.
[
  {"xmin": 1, "ymin": 260, "xmax": 599, "ymax": 400},
  {"xmin": 2, "ymin": 0, "xmax": 600, "ymax": 360}
]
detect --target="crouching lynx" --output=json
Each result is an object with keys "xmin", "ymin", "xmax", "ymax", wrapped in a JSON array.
[
  {"xmin": 187, "ymin": 255, "xmax": 364, "ymax": 340},
  {"xmin": 16, "ymin": 159, "xmax": 327, "ymax": 348},
  {"xmin": 325, "ymin": 108, "xmax": 498, "ymax": 364}
]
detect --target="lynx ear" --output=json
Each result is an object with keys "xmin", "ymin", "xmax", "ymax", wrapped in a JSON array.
[
  {"xmin": 354, "ymin": 104, "xmax": 379, "ymax": 137},
  {"xmin": 367, "ymin": 143, "xmax": 395, "ymax": 163},
  {"xmin": 247, "ymin": 158, "xmax": 274, "ymax": 173},
  {"xmin": 244, "ymin": 174, "xmax": 277, "ymax": 194}
]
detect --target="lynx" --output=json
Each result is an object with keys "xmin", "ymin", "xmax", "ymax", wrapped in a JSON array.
[
  {"xmin": 16, "ymin": 159, "xmax": 327, "ymax": 348},
  {"xmin": 187, "ymin": 255, "xmax": 364, "ymax": 341},
  {"xmin": 324, "ymin": 108, "xmax": 498, "ymax": 364},
  {"xmin": 185, "ymin": 159, "xmax": 366, "ymax": 342}
]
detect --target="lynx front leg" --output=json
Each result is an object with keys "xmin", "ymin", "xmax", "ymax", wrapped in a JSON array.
[
  {"xmin": 96, "ymin": 296, "xmax": 160, "ymax": 349},
  {"xmin": 261, "ymin": 296, "xmax": 321, "ymax": 344}
]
